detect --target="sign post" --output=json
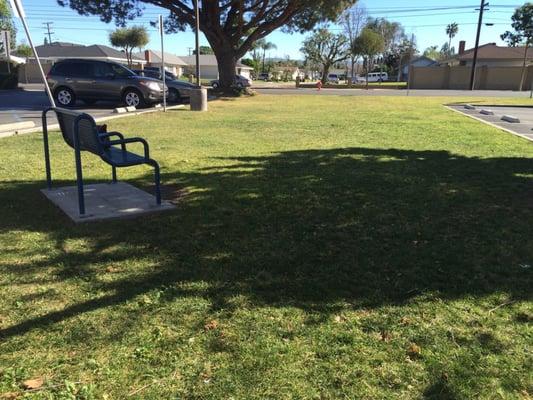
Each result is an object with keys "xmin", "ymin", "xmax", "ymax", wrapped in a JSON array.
[
  {"xmin": 159, "ymin": 15, "xmax": 166, "ymax": 112},
  {"xmin": 0, "ymin": 30, "xmax": 11, "ymax": 73},
  {"xmin": 9, "ymin": 0, "xmax": 56, "ymax": 107}
]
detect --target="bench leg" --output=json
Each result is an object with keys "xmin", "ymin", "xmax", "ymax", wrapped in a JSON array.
[
  {"xmin": 112, "ymin": 166, "xmax": 117, "ymax": 183},
  {"xmin": 74, "ymin": 149, "xmax": 85, "ymax": 215},
  {"xmin": 148, "ymin": 160, "xmax": 161, "ymax": 205}
]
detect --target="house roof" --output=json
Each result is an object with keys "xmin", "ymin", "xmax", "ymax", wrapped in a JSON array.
[
  {"xmin": 33, "ymin": 42, "xmax": 145, "ymax": 62},
  {"xmin": 179, "ymin": 54, "xmax": 253, "ymax": 69},
  {"xmin": 411, "ymin": 56, "xmax": 437, "ymax": 64},
  {"xmin": 456, "ymin": 43, "xmax": 533, "ymax": 61},
  {"xmin": 135, "ymin": 50, "xmax": 187, "ymax": 66}
]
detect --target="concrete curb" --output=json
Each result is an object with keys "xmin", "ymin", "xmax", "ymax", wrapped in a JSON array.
[
  {"xmin": 0, "ymin": 104, "xmax": 186, "ymax": 138},
  {"xmin": 0, "ymin": 121, "xmax": 35, "ymax": 135},
  {"xmin": 445, "ymin": 105, "xmax": 533, "ymax": 143}
]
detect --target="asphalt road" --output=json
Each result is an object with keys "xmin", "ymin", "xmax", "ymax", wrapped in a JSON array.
[
  {"xmin": 0, "ymin": 86, "xmax": 117, "ymax": 128},
  {"xmin": 2, "ymin": 84, "xmax": 532, "ymax": 130},
  {"xmin": 255, "ymin": 87, "xmax": 533, "ymax": 97}
]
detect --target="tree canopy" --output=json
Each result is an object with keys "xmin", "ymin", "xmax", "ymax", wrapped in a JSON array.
[
  {"xmin": 109, "ymin": 26, "xmax": 149, "ymax": 66},
  {"xmin": 301, "ymin": 28, "xmax": 349, "ymax": 83},
  {"xmin": 58, "ymin": 0, "xmax": 357, "ymax": 90},
  {"xmin": 0, "ymin": 0, "xmax": 16, "ymax": 46},
  {"xmin": 501, "ymin": 3, "xmax": 533, "ymax": 47}
]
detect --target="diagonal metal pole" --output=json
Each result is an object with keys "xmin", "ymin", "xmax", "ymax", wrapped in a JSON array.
[{"xmin": 11, "ymin": 0, "xmax": 55, "ymax": 106}]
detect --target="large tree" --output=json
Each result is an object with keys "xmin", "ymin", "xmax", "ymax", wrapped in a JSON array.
[
  {"xmin": 501, "ymin": 3, "xmax": 533, "ymax": 91},
  {"xmin": 301, "ymin": 28, "xmax": 349, "ymax": 83},
  {"xmin": 340, "ymin": 4, "xmax": 367, "ymax": 82},
  {"xmin": 57, "ymin": 0, "xmax": 357, "ymax": 91},
  {"xmin": 109, "ymin": 26, "xmax": 149, "ymax": 67}
]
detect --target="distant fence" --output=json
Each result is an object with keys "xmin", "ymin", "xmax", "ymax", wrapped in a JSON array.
[{"xmin": 409, "ymin": 65, "xmax": 533, "ymax": 91}]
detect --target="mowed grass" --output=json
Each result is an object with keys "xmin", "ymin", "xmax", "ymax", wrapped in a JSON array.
[{"xmin": 0, "ymin": 95, "xmax": 532, "ymax": 399}]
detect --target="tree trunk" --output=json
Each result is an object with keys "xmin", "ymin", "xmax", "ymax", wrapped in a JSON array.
[
  {"xmin": 214, "ymin": 49, "xmax": 238, "ymax": 93},
  {"xmin": 321, "ymin": 64, "xmax": 330, "ymax": 84},
  {"xmin": 262, "ymin": 49, "xmax": 266, "ymax": 73},
  {"xmin": 519, "ymin": 41, "xmax": 530, "ymax": 91}
]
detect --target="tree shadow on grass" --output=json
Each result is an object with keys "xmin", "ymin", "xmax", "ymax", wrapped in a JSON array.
[{"xmin": 0, "ymin": 147, "xmax": 532, "ymax": 339}]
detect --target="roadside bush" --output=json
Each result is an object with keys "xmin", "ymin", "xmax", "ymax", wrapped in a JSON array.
[{"xmin": 0, "ymin": 65, "xmax": 19, "ymax": 90}]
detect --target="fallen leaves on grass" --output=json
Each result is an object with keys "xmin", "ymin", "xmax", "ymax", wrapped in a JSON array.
[
  {"xmin": 22, "ymin": 377, "xmax": 44, "ymax": 390},
  {"xmin": 407, "ymin": 343, "xmax": 422, "ymax": 359},
  {"xmin": 334, "ymin": 315, "xmax": 347, "ymax": 323},
  {"xmin": 0, "ymin": 392, "xmax": 20, "ymax": 399},
  {"xmin": 204, "ymin": 320, "xmax": 219, "ymax": 331}
]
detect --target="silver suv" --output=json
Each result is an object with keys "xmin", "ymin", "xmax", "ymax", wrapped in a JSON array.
[{"xmin": 46, "ymin": 59, "xmax": 166, "ymax": 107}]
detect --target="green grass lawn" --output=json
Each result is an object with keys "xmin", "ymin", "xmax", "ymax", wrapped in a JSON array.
[{"xmin": 0, "ymin": 95, "xmax": 532, "ymax": 399}]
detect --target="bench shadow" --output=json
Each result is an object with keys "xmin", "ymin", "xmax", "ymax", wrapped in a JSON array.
[{"xmin": 0, "ymin": 147, "xmax": 532, "ymax": 340}]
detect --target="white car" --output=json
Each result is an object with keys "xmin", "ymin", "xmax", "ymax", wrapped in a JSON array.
[{"xmin": 365, "ymin": 72, "xmax": 388, "ymax": 82}]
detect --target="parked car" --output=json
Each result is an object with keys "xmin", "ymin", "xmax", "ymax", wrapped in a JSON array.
[
  {"xmin": 210, "ymin": 75, "xmax": 251, "ymax": 89},
  {"xmin": 364, "ymin": 72, "xmax": 389, "ymax": 82},
  {"xmin": 46, "ymin": 59, "xmax": 166, "ymax": 107},
  {"xmin": 258, "ymin": 72, "xmax": 271, "ymax": 81},
  {"xmin": 327, "ymin": 74, "xmax": 340, "ymax": 83},
  {"xmin": 133, "ymin": 69, "xmax": 196, "ymax": 103}
]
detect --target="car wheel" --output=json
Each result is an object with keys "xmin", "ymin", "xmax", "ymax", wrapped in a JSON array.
[
  {"xmin": 123, "ymin": 89, "xmax": 145, "ymax": 108},
  {"xmin": 236, "ymin": 82, "xmax": 244, "ymax": 89},
  {"xmin": 55, "ymin": 87, "xmax": 76, "ymax": 107},
  {"xmin": 212, "ymin": 82, "xmax": 219, "ymax": 89},
  {"xmin": 168, "ymin": 88, "xmax": 181, "ymax": 103}
]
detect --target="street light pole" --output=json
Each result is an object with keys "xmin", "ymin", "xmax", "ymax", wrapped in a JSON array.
[{"xmin": 470, "ymin": 0, "xmax": 489, "ymax": 90}]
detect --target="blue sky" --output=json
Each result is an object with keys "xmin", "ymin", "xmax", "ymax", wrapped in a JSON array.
[{"xmin": 12, "ymin": 0, "xmax": 524, "ymax": 59}]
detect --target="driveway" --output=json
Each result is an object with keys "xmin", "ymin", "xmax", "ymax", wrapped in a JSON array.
[{"xmin": 255, "ymin": 87, "xmax": 533, "ymax": 97}]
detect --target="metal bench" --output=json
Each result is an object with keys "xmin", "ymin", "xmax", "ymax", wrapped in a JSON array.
[{"xmin": 42, "ymin": 107, "xmax": 161, "ymax": 216}]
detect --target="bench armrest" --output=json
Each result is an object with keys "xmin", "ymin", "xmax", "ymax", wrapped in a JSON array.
[
  {"xmin": 107, "ymin": 137, "xmax": 150, "ymax": 159},
  {"xmin": 99, "ymin": 132, "xmax": 125, "ymax": 151}
]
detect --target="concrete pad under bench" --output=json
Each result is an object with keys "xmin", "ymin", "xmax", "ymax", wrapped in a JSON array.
[{"xmin": 41, "ymin": 182, "xmax": 175, "ymax": 223}]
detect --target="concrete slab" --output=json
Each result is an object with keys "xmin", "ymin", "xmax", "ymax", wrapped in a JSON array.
[
  {"xmin": 41, "ymin": 182, "xmax": 175, "ymax": 223},
  {"xmin": 480, "ymin": 109, "xmax": 494, "ymax": 115},
  {"xmin": 501, "ymin": 114, "xmax": 520, "ymax": 123}
]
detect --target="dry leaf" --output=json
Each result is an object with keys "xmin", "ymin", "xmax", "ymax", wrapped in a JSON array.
[
  {"xmin": 204, "ymin": 320, "xmax": 218, "ymax": 331},
  {"xmin": 334, "ymin": 315, "xmax": 346, "ymax": 323},
  {"xmin": 407, "ymin": 343, "xmax": 421, "ymax": 359},
  {"xmin": 22, "ymin": 377, "xmax": 44, "ymax": 390},
  {"xmin": 0, "ymin": 393, "xmax": 20, "ymax": 399},
  {"xmin": 380, "ymin": 330, "xmax": 392, "ymax": 342},
  {"xmin": 105, "ymin": 266, "xmax": 121, "ymax": 273},
  {"xmin": 400, "ymin": 317, "xmax": 411, "ymax": 325}
]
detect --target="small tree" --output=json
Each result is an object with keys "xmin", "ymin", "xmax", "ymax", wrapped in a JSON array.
[
  {"xmin": 352, "ymin": 27, "xmax": 384, "ymax": 86},
  {"xmin": 193, "ymin": 45, "xmax": 214, "ymax": 55},
  {"xmin": 446, "ymin": 23, "xmax": 459, "ymax": 51},
  {"xmin": 15, "ymin": 43, "xmax": 32, "ymax": 57},
  {"xmin": 301, "ymin": 28, "xmax": 349, "ymax": 83},
  {"xmin": 260, "ymin": 41, "xmax": 277, "ymax": 73},
  {"xmin": 340, "ymin": 4, "xmax": 367, "ymax": 81},
  {"xmin": 109, "ymin": 26, "xmax": 149, "ymax": 67},
  {"xmin": 0, "ymin": 0, "xmax": 16, "ymax": 47},
  {"xmin": 501, "ymin": 3, "xmax": 533, "ymax": 91}
]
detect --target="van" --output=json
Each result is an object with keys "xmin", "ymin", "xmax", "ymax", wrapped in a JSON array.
[
  {"xmin": 327, "ymin": 74, "xmax": 339, "ymax": 83},
  {"xmin": 365, "ymin": 72, "xmax": 388, "ymax": 82}
]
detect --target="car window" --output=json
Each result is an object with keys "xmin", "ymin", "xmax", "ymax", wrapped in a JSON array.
[
  {"xmin": 92, "ymin": 62, "xmax": 114, "ymax": 78},
  {"xmin": 52, "ymin": 62, "xmax": 90, "ymax": 77},
  {"xmin": 109, "ymin": 64, "xmax": 135, "ymax": 78}
]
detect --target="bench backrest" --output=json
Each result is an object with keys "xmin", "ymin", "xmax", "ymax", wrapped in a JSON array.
[{"xmin": 54, "ymin": 108, "xmax": 103, "ymax": 156}]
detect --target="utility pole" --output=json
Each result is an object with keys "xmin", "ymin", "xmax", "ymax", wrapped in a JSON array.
[
  {"xmin": 470, "ymin": 0, "xmax": 489, "ymax": 90},
  {"xmin": 194, "ymin": 0, "xmax": 201, "ymax": 87},
  {"xmin": 42, "ymin": 22, "xmax": 54, "ymax": 44}
]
